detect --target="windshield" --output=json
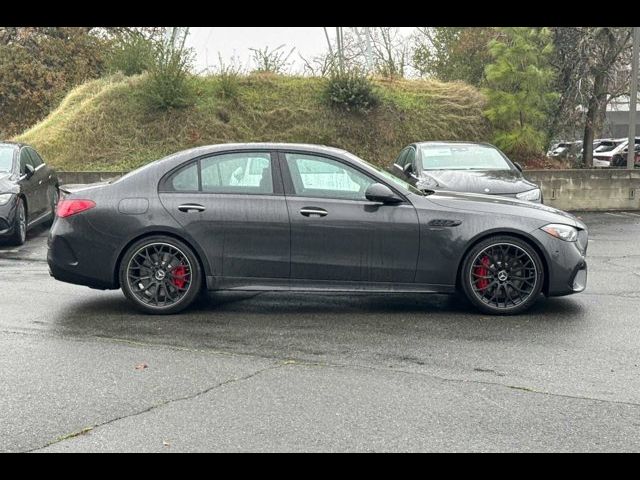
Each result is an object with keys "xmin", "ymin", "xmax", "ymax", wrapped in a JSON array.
[
  {"xmin": 419, "ymin": 144, "xmax": 512, "ymax": 171},
  {"xmin": 0, "ymin": 145, "xmax": 15, "ymax": 173},
  {"xmin": 595, "ymin": 142, "xmax": 619, "ymax": 153},
  {"xmin": 342, "ymin": 152, "xmax": 425, "ymax": 196}
]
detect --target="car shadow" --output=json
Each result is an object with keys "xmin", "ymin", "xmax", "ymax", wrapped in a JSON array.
[{"xmin": 54, "ymin": 290, "xmax": 587, "ymax": 352}]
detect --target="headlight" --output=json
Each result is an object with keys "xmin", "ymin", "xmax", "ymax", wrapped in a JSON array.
[
  {"xmin": 516, "ymin": 188, "xmax": 541, "ymax": 202},
  {"xmin": 0, "ymin": 193, "xmax": 14, "ymax": 206},
  {"xmin": 541, "ymin": 223, "xmax": 578, "ymax": 242}
]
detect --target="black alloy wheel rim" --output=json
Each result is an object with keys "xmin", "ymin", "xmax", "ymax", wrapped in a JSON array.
[
  {"xmin": 127, "ymin": 242, "xmax": 193, "ymax": 308},
  {"xmin": 469, "ymin": 243, "xmax": 537, "ymax": 309}
]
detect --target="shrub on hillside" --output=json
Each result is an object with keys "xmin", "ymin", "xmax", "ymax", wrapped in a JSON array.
[
  {"xmin": 107, "ymin": 34, "xmax": 155, "ymax": 76},
  {"xmin": 323, "ymin": 70, "xmax": 379, "ymax": 113},
  {"xmin": 0, "ymin": 28, "xmax": 107, "ymax": 136},
  {"xmin": 142, "ymin": 37, "xmax": 195, "ymax": 110}
]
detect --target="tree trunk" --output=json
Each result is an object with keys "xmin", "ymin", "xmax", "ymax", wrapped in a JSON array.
[{"xmin": 582, "ymin": 70, "xmax": 606, "ymax": 167}]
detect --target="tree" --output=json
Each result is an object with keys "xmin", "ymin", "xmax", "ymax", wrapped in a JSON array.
[
  {"xmin": 412, "ymin": 27, "xmax": 497, "ymax": 86},
  {"xmin": 0, "ymin": 27, "xmax": 109, "ymax": 136},
  {"xmin": 483, "ymin": 28, "xmax": 558, "ymax": 159},
  {"xmin": 546, "ymin": 27, "xmax": 632, "ymax": 166}
]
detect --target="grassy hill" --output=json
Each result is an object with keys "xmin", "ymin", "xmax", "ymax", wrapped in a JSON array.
[{"xmin": 15, "ymin": 73, "xmax": 490, "ymax": 172}]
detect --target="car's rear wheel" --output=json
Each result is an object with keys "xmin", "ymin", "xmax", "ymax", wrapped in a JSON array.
[
  {"xmin": 7, "ymin": 198, "xmax": 27, "ymax": 246},
  {"xmin": 461, "ymin": 236, "xmax": 544, "ymax": 315},
  {"xmin": 119, "ymin": 236, "xmax": 203, "ymax": 314}
]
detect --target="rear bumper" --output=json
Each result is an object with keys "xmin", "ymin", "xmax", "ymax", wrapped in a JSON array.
[{"xmin": 47, "ymin": 216, "xmax": 118, "ymax": 290}]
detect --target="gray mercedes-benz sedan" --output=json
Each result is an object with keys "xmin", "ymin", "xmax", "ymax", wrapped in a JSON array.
[{"xmin": 47, "ymin": 143, "xmax": 588, "ymax": 315}]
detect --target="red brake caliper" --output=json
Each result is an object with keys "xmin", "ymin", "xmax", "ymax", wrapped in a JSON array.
[
  {"xmin": 172, "ymin": 265, "xmax": 187, "ymax": 289},
  {"xmin": 474, "ymin": 256, "xmax": 491, "ymax": 291}
]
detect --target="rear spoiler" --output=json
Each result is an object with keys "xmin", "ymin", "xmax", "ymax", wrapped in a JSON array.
[{"xmin": 59, "ymin": 182, "xmax": 110, "ymax": 196}]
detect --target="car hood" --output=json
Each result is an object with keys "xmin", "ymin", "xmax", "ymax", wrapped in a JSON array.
[
  {"xmin": 418, "ymin": 190, "xmax": 585, "ymax": 229},
  {"xmin": 417, "ymin": 169, "xmax": 537, "ymax": 195},
  {"xmin": 0, "ymin": 172, "xmax": 18, "ymax": 194}
]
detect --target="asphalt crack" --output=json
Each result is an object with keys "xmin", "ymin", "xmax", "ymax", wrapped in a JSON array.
[{"xmin": 27, "ymin": 361, "xmax": 285, "ymax": 452}]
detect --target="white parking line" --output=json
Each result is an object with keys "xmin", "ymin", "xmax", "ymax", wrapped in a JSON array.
[
  {"xmin": 622, "ymin": 212, "xmax": 640, "ymax": 217},
  {"xmin": 605, "ymin": 212, "xmax": 626, "ymax": 217}
]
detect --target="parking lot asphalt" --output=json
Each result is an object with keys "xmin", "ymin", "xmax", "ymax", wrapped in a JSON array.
[{"xmin": 1, "ymin": 212, "xmax": 640, "ymax": 452}]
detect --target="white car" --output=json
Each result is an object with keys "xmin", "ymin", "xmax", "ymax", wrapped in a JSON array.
[{"xmin": 593, "ymin": 138, "xmax": 638, "ymax": 167}]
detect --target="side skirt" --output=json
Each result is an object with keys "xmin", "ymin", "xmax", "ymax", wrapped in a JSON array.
[{"xmin": 206, "ymin": 276, "xmax": 456, "ymax": 294}]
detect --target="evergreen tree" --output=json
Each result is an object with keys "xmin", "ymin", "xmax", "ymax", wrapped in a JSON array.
[{"xmin": 483, "ymin": 27, "xmax": 558, "ymax": 158}]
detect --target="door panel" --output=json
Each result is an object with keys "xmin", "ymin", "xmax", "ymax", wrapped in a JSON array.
[
  {"xmin": 280, "ymin": 151, "xmax": 420, "ymax": 283},
  {"xmin": 160, "ymin": 193, "xmax": 290, "ymax": 278},
  {"xmin": 285, "ymin": 196, "xmax": 419, "ymax": 282},
  {"xmin": 158, "ymin": 151, "xmax": 290, "ymax": 279}
]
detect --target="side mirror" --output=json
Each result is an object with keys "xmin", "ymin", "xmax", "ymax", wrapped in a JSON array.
[
  {"xmin": 403, "ymin": 163, "xmax": 413, "ymax": 175},
  {"xmin": 514, "ymin": 162, "xmax": 523, "ymax": 172},
  {"xmin": 23, "ymin": 164, "xmax": 35, "ymax": 179},
  {"xmin": 365, "ymin": 183, "xmax": 402, "ymax": 204}
]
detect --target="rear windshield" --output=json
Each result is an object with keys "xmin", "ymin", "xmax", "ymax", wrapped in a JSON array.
[{"xmin": 0, "ymin": 145, "xmax": 15, "ymax": 173}]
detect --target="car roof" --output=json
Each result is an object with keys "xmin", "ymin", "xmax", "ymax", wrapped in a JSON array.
[
  {"xmin": 180, "ymin": 142, "xmax": 349, "ymax": 156},
  {"xmin": 0, "ymin": 141, "xmax": 24, "ymax": 149},
  {"xmin": 413, "ymin": 141, "xmax": 495, "ymax": 148}
]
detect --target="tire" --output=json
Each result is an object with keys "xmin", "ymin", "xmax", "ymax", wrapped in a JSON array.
[
  {"xmin": 119, "ymin": 235, "xmax": 203, "ymax": 315},
  {"xmin": 6, "ymin": 198, "xmax": 27, "ymax": 246},
  {"xmin": 47, "ymin": 186, "xmax": 59, "ymax": 226},
  {"xmin": 460, "ymin": 235, "xmax": 544, "ymax": 315}
]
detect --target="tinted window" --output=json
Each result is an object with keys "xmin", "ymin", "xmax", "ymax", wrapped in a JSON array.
[
  {"xmin": 19, "ymin": 148, "xmax": 35, "ymax": 175},
  {"xmin": 395, "ymin": 148, "xmax": 410, "ymax": 168},
  {"xmin": 0, "ymin": 145, "xmax": 14, "ymax": 173},
  {"xmin": 27, "ymin": 148, "xmax": 44, "ymax": 167},
  {"xmin": 201, "ymin": 152, "xmax": 273, "ymax": 194},
  {"xmin": 405, "ymin": 148, "xmax": 416, "ymax": 168},
  {"xmin": 285, "ymin": 153, "xmax": 375, "ymax": 201},
  {"xmin": 168, "ymin": 162, "xmax": 199, "ymax": 191}
]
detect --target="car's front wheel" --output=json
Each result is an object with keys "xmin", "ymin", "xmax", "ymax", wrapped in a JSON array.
[
  {"xmin": 461, "ymin": 235, "xmax": 544, "ymax": 315},
  {"xmin": 6, "ymin": 198, "xmax": 27, "ymax": 246},
  {"xmin": 119, "ymin": 235, "xmax": 203, "ymax": 314}
]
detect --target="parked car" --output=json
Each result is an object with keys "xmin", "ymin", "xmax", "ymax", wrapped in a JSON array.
[
  {"xmin": 610, "ymin": 143, "xmax": 640, "ymax": 168},
  {"xmin": 48, "ymin": 143, "xmax": 588, "ymax": 316},
  {"xmin": 390, "ymin": 142, "xmax": 542, "ymax": 203},
  {"xmin": 0, "ymin": 142, "xmax": 59, "ymax": 245},
  {"xmin": 547, "ymin": 141, "xmax": 582, "ymax": 161},
  {"xmin": 593, "ymin": 137, "xmax": 639, "ymax": 167}
]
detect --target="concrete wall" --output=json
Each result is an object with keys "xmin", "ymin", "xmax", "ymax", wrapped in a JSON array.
[
  {"xmin": 524, "ymin": 169, "xmax": 640, "ymax": 211},
  {"xmin": 58, "ymin": 169, "xmax": 640, "ymax": 212}
]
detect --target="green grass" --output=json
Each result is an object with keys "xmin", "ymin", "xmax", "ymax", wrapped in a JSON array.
[{"xmin": 15, "ymin": 72, "xmax": 490, "ymax": 172}]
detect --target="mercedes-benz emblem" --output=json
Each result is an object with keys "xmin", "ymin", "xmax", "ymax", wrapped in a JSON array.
[{"xmin": 497, "ymin": 270, "xmax": 508, "ymax": 282}]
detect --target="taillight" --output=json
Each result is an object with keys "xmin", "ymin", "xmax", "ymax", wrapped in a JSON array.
[{"xmin": 56, "ymin": 199, "xmax": 96, "ymax": 218}]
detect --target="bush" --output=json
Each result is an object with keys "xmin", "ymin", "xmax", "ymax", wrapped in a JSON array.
[
  {"xmin": 106, "ymin": 34, "xmax": 155, "ymax": 76},
  {"xmin": 141, "ymin": 39, "xmax": 195, "ymax": 110},
  {"xmin": 323, "ymin": 70, "xmax": 379, "ymax": 113}
]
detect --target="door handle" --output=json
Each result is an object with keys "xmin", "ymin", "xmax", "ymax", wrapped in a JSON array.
[
  {"xmin": 178, "ymin": 204, "xmax": 206, "ymax": 213},
  {"xmin": 300, "ymin": 207, "xmax": 328, "ymax": 217}
]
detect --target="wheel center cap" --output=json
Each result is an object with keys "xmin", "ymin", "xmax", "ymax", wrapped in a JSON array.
[
  {"xmin": 497, "ymin": 270, "xmax": 508, "ymax": 282},
  {"xmin": 155, "ymin": 270, "xmax": 166, "ymax": 281}
]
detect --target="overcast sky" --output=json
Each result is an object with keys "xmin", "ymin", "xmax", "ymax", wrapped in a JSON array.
[{"xmin": 185, "ymin": 27, "xmax": 417, "ymax": 74}]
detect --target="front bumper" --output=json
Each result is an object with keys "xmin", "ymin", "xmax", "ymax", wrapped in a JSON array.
[
  {"xmin": 531, "ymin": 228, "xmax": 588, "ymax": 296},
  {"xmin": 593, "ymin": 158, "xmax": 611, "ymax": 168},
  {"xmin": 0, "ymin": 198, "xmax": 18, "ymax": 238}
]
